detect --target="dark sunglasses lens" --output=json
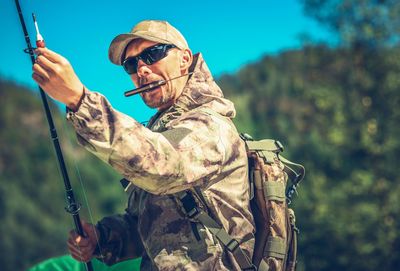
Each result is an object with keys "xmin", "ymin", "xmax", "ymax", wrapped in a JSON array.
[
  {"xmin": 123, "ymin": 44, "xmax": 175, "ymax": 74},
  {"xmin": 142, "ymin": 45, "xmax": 167, "ymax": 64},
  {"xmin": 123, "ymin": 57, "xmax": 138, "ymax": 74}
]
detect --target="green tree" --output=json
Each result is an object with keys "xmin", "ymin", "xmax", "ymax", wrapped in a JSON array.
[
  {"xmin": 301, "ymin": 0, "xmax": 400, "ymax": 48},
  {"xmin": 219, "ymin": 1, "xmax": 400, "ymax": 269},
  {"xmin": 220, "ymin": 43, "xmax": 400, "ymax": 271},
  {"xmin": 0, "ymin": 80, "xmax": 125, "ymax": 271}
]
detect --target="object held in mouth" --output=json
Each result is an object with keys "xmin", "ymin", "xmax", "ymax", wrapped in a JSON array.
[
  {"xmin": 124, "ymin": 72, "xmax": 193, "ymax": 97},
  {"xmin": 124, "ymin": 80, "xmax": 166, "ymax": 97}
]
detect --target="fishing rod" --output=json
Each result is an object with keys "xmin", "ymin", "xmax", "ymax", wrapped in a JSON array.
[
  {"xmin": 124, "ymin": 72, "xmax": 193, "ymax": 97},
  {"xmin": 14, "ymin": 1, "xmax": 94, "ymax": 270}
]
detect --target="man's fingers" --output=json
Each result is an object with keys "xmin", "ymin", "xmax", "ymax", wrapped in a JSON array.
[
  {"xmin": 68, "ymin": 246, "xmax": 94, "ymax": 262},
  {"xmin": 69, "ymin": 234, "xmax": 91, "ymax": 246},
  {"xmin": 68, "ymin": 240, "xmax": 85, "ymax": 255},
  {"xmin": 67, "ymin": 238, "xmax": 94, "ymax": 262},
  {"xmin": 33, "ymin": 63, "xmax": 50, "ymax": 81},
  {"xmin": 70, "ymin": 248, "xmax": 92, "ymax": 263},
  {"xmin": 67, "ymin": 241, "xmax": 81, "ymax": 254},
  {"xmin": 32, "ymin": 72, "xmax": 45, "ymax": 85},
  {"xmin": 67, "ymin": 241, "xmax": 92, "ymax": 254},
  {"xmin": 35, "ymin": 47, "xmax": 65, "ymax": 64},
  {"xmin": 36, "ymin": 55, "xmax": 57, "ymax": 73},
  {"xmin": 67, "ymin": 223, "xmax": 96, "ymax": 263},
  {"xmin": 68, "ymin": 232, "xmax": 93, "ymax": 251}
]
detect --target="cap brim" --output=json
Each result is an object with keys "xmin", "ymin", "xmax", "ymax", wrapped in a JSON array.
[{"xmin": 108, "ymin": 32, "xmax": 176, "ymax": 65}]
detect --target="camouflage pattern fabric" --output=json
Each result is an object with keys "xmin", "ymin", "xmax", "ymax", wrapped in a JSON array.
[
  {"xmin": 67, "ymin": 53, "xmax": 255, "ymax": 270},
  {"xmin": 251, "ymin": 155, "xmax": 288, "ymax": 271}
]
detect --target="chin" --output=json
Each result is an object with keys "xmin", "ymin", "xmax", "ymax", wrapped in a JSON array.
[
  {"xmin": 143, "ymin": 97, "xmax": 164, "ymax": 109},
  {"xmin": 143, "ymin": 100, "xmax": 159, "ymax": 109}
]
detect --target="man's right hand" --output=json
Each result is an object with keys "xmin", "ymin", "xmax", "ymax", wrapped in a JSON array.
[
  {"xmin": 67, "ymin": 221, "xmax": 99, "ymax": 262},
  {"xmin": 32, "ymin": 47, "xmax": 84, "ymax": 111}
]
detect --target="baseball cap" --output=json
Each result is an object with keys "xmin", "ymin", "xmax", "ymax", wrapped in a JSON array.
[{"xmin": 108, "ymin": 20, "xmax": 189, "ymax": 65}]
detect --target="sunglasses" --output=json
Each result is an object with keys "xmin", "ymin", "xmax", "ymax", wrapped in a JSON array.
[{"xmin": 122, "ymin": 43, "xmax": 177, "ymax": 74}]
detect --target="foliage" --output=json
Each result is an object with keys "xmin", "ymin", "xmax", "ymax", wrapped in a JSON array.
[
  {"xmin": 0, "ymin": 80, "xmax": 124, "ymax": 271},
  {"xmin": 219, "ymin": 42, "xmax": 400, "ymax": 271},
  {"xmin": 301, "ymin": 0, "xmax": 400, "ymax": 48}
]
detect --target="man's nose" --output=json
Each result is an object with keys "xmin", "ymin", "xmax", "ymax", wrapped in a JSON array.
[{"xmin": 137, "ymin": 59, "xmax": 152, "ymax": 78}]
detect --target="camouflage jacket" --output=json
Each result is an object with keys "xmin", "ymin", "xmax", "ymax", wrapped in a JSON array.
[{"xmin": 67, "ymin": 53, "xmax": 255, "ymax": 270}]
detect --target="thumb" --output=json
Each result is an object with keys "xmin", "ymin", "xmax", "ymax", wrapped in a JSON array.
[
  {"xmin": 81, "ymin": 221, "xmax": 100, "ymax": 247},
  {"xmin": 81, "ymin": 220, "xmax": 95, "ymax": 235}
]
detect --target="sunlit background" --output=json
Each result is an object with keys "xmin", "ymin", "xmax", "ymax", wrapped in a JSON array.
[
  {"xmin": 1, "ymin": 0, "xmax": 331, "ymax": 121},
  {"xmin": 1, "ymin": 1, "xmax": 399, "ymax": 271}
]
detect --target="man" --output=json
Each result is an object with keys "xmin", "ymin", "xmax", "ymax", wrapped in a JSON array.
[{"xmin": 32, "ymin": 20, "xmax": 255, "ymax": 270}]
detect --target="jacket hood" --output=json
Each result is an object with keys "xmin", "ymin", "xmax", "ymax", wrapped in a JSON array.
[
  {"xmin": 147, "ymin": 53, "xmax": 236, "ymax": 131},
  {"xmin": 174, "ymin": 53, "xmax": 236, "ymax": 118}
]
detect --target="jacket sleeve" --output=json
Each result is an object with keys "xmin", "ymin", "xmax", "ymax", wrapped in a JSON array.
[
  {"xmin": 67, "ymin": 90, "xmax": 239, "ymax": 195},
  {"xmin": 94, "ymin": 213, "xmax": 144, "ymax": 265}
]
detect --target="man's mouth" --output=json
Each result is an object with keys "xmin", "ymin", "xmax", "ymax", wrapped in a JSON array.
[
  {"xmin": 139, "ymin": 79, "xmax": 165, "ymax": 93},
  {"xmin": 146, "ymin": 86, "xmax": 160, "ymax": 93},
  {"xmin": 140, "ymin": 83, "xmax": 161, "ymax": 94},
  {"xmin": 125, "ymin": 79, "xmax": 164, "ymax": 97}
]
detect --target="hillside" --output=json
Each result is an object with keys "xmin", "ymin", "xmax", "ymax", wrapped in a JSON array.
[
  {"xmin": 219, "ymin": 44, "xmax": 400, "ymax": 271},
  {"xmin": 0, "ymin": 80, "xmax": 124, "ymax": 270}
]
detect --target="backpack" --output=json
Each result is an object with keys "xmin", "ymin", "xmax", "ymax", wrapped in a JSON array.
[
  {"xmin": 240, "ymin": 133, "xmax": 304, "ymax": 271},
  {"xmin": 176, "ymin": 131, "xmax": 305, "ymax": 271}
]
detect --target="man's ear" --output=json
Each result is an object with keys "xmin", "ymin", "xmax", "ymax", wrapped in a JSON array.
[{"xmin": 180, "ymin": 49, "xmax": 193, "ymax": 71}]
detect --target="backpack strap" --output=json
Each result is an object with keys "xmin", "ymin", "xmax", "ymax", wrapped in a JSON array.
[
  {"xmin": 286, "ymin": 208, "xmax": 299, "ymax": 271},
  {"xmin": 242, "ymin": 135, "xmax": 305, "ymax": 204},
  {"xmin": 279, "ymin": 156, "xmax": 305, "ymax": 204},
  {"xmin": 176, "ymin": 190, "xmax": 259, "ymax": 271}
]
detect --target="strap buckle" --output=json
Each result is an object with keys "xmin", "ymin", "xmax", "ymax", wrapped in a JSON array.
[
  {"xmin": 274, "ymin": 140, "xmax": 284, "ymax": 152},
  {"xmin": 226, "ymin": 239, "xmax": 240, "ymax": 252},
  {"xmin": 186, "ymin": 205, "xmax": 201, "ymax": 219},
  {"xmin": 178, "ymin": 191, "xmax": 202, "ymax": 219}
]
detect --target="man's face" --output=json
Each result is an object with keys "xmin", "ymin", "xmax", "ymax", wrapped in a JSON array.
[{"xmin": 125, "ymin": 39, "xmax": 185, "ymax": 111}]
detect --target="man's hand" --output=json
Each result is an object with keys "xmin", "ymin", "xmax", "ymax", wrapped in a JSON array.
[
  {"xmin": 67, "ymin": 221, "xmax": 99, "ymax": 262},
  {"xmin": 32, "ymin": 47, "xmax": 84, "ymax": 111}
]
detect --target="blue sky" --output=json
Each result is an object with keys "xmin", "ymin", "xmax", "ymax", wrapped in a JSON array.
[{"xmin": 1, "ymin": 0, "xmax": 331, "ymax": 122}]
